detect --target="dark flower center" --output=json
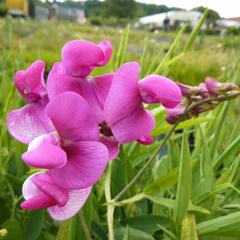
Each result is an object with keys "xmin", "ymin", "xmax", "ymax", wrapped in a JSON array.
[{"xmin": 99, "ymin": 122, "xmax": 113, "ymax": 137}]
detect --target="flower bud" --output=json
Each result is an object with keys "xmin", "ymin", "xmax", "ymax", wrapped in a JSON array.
[
  {"xmin": 177, "ymin": 82, "xmax": 202, "ymax": 97},
  {"xmin": 166, "ymin": 103, "xmax": 184, "ymax": 124},
  {"xmin": 205, "ymin": 77, "xmax": 238, "ymax": 96}
]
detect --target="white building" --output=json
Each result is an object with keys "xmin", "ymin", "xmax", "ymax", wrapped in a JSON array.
[{"xmin": 135, "ymin": 10, "xmax": 202, "ymax": 28}]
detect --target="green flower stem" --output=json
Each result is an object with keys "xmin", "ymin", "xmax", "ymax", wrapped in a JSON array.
[{"xmin": 105, "ymin": 162, "xmax": 115, "ymax": 240}]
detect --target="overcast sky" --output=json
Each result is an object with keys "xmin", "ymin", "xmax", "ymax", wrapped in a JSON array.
[{"xmin": 135, "ymin": 0, "xmax": 240, "ymax": 18}]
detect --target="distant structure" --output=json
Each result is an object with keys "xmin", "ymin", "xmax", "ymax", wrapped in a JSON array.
[
  {"xmin": 35, "ymin": 6, "xmax": 49, "ymax": 20},
  {"xmin": 135, "ymin": 10, "xmax": 202, "ymax": 29},
  {"xmin": 58, "ymin": 6, "xmax": 86, "ymax": 23},
  {"xmin": 5, "ymin": 0, "xmax": 28, "ymax": 17},
  {"xmin": 216, "ymin": 18, "xmax": 240, "ymax": 28}
]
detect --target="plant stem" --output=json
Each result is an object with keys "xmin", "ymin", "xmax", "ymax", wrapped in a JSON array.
[
  {"xmin": 79, "ymin": 210, "xmax": 92, "ymax": 240},
  {"xmin": 113, "ymin": 91, "xmax": 240, "ymax": 202},
  {"xmin": 105, "ymin": 162, "xmax": 115, "ymax": 240},
  {"xmin": 113, "ymin": 118, "xmax": 181, "ymax": 201}
]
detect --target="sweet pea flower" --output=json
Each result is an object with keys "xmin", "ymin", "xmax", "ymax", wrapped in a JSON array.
[
  {"xmin": 7, "ymin": 60, "xmax": 53, "ymax": 144},
  {"xmin": 104, "ymin": 62, "xmax": 182, "ymax": 144},
  {"xmin": 22, "ymin": 91, "xmax": 109, "ymax": 190},
  {"xmin": 47, "ymin": 62, "xmax": 119, "ymax": 160},
  {"xmin": 47, "ymin": 61, "xmax": 181, "ymax": 153},
  {"xmin": 62, "ymin": 40, "xmax": 112, "ymax": 77},
  {"xmin": 21, "ymin": 172, "xmax": 92, "ymax": 221}
]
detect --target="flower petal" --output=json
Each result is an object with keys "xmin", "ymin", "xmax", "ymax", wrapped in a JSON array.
[
  {"xmin": 96, "ymin": 40, "xmax": 112, "ymax": 66},
  {"xmin": 111, "ymin": 109, "xmax": 155, "ymax": 144},
  {"xmin": 47, "ymin": 62, "xmax": 81, "ymax": 100},
  {"xmin": 48, "ymin": 186, "xmax": 92, "ymax": 221},
  {"xmin": 47, "ymin": 62, "xmax": 113, "ymax": 123},
  {"xmin": 104, "ymin": 62, "xmax": 142, "ymax": 124},
  {"xmin": 45, "ymin": 92, "xmax": 99, "ymax": 141},
  {"xmin": 22, "ymin": 133, "xmax": 67, "ymax": 169},
  {"xmin": 138, "ymin": 75, "xmax": 182, "ymax": 108},
  {"xmin": 137, "ymin": 134, "xmax": 154, "ymax": 145},
  {"xmin": 14, "ymin": 60, "xmax": 47, "ymax": 102},
  {"xmin": 21, "ymin": 173, "xmax": 57, "ymax": 210},
  {"xmin": 7, "ymin": 97, "xmax": 54, "ymax": 144},
  {"xmin": 32, "ymin": 173, "xmax": 69, "ymax": 206},
  {"xmin": 62, "ymin": 40, "xmax": 112, "ymax": 77},
  {"xmin": 49, "ymin": 141, "xmax": 108, "ymax": 189},
  {"xmin": 99, "ymin": 137, "xmax": 119, "ymax": 161},
  {"xmin": 21, "ymin": 194, "xmax": 57, "ymax": 210}
]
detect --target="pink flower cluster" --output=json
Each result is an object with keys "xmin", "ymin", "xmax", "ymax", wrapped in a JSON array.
[{"xmin": 7, "ymin": 40, "xmax": 182, "ymax": 221}]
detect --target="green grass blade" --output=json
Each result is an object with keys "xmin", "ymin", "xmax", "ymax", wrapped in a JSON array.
[
  {"xmin": 154, "ymin": 24, "xmax": 187, "ymax": 74},
  {"xmin": 183, "ymin": 9, "xmax": 208, "ymax": 53},
  {"xmin": 139, "ymin": 38, "xmax": 148, "ymax": 78},
  {"xmin": 197, "ymin": 211, "xmax": 240, "ymax": 235},
  {"xmin": 213, "ymin": 134, "xmax": 240, "ymax": 170},
  {"xmin": 174, "ymin": 132, "xmax": 192, "ymax": 226},
  {"xmin": 115, "ymin": 25, "xmax": 130, "ymax": 70}
]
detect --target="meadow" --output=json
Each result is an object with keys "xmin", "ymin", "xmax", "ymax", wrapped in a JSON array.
[{"xmin": 1, "ymin": 15, "xmax": 240, "ymax": 240}]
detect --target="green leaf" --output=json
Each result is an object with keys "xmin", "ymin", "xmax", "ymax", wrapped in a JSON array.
[
  {"xmin": 197, "ymin": 211, "xmax": 240, "ymax": 235},
  {"xmin": 154, "ymin": 24, "xmax": 187, "ymax": 74},
  {"xmin": 139, "ymin": 38, "xmax": 148, "ymax": 78},
  {"xmin": 115, "ymin": 25, "xmax": 129, "ymax": 70},
  {"xmin": 174, "ymin": 132, "xmax": 192, "ymax": 225},
  {"xmin": 56, "ymin": 220, "xmax": 72, "ymax": 240},
  {"xmin": 183, "ymin": 9, "xmax": 208, "ymax": 53},
  {"xmin": 24, "ymin": 210, "xmax": 44, "ymax": 240},
  {"xmin": 2, "ymin": 219, "xmax": 24, "ymax": 240},
  {"xmin": 112, "ymin": 193, "xmax": 145, "ymax": 206},
  {"xmin": 146, "ymin": 196, "xmax": 210, "ymax": 215},
  {"xmin": 213, "ymin": 134, "xmax": 240, "ymax": 170},
  {"xmin": 144, "ymin": 166, "xmax": 179, "ymax": 194},
  {"xmin": 124, "ymin": 215, "xmax": 169, "ymax": 234},
  {"xmin": 114, "ymin": 227, "xmax": 154, "ymax": 240},
  {"xmin": 209, "ymin": 103, "xmax": 229, "ymax": 159},
  {"xmin": 151, "ymin": 116, "xmax": 214, "ymax": 136}
]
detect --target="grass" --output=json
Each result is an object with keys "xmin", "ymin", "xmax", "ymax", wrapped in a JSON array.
[{"xmin": 0, "ymin": 16, "xmax": 240, "ymax": 240}]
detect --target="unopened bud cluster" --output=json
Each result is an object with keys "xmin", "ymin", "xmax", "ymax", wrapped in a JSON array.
[{"xmin": 166, "ymin": 77, "xmax": 240, "ymax": 124}]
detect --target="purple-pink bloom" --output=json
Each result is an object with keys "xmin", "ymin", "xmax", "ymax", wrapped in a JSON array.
[
  {"xmin": 22, "ymin": 92, "xmax": 109, "ymax": 190},
  {"xmin": 104, "ymin": 62, "xmax": 182, "ymax": 144},
  {"xmin": 7, "ymin": 61, "xmax": 53, "ymax": 144},
  {"xmin": 21, "ymin": 172, "xmax": 92, "ymax": 221},
  {"xmin": 47, "ymin": 62, "xmax": 119, "ymax": 160},
  {"xmin": 14, "ymin": 60, "xmax": 47, "ymax": 102},
  {"xmin": 62, "ymin": 40, "xmax": 112, "ymax": 77}
]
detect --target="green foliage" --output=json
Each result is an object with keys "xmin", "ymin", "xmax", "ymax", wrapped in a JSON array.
[{"xmin": 102, "ymin": 0, "xmax": 137, "ymax": 19}]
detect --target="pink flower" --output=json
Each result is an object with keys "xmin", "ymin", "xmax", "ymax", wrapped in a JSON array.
[
  {"xmin": 47, "ymin": 61, "xmax": 182, "ymax": 149},
  {"xmin": 7, "ymin": 61, "xmax": 53, "ymax": 144},
  {"xmin": 14, "ymin": 60, "xmax": 47, "ymax": 102},
  {"xmin": 21, "ymin": 172, "xmax": 92, "ymax": 221},
  {"xmin": 104, "ymin": 62, "xmax": 182, "ymax": 144},
  {"xmin": 47, "ymin": 62, "xmax": 119, "ymax": 160},
  {"xmin": 62, "ymin": 40, "xmax": 112, "ymax": 77},
  {"xmin": 22, "ymin": 92, "xmax": 109, "ymax": 190}
]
